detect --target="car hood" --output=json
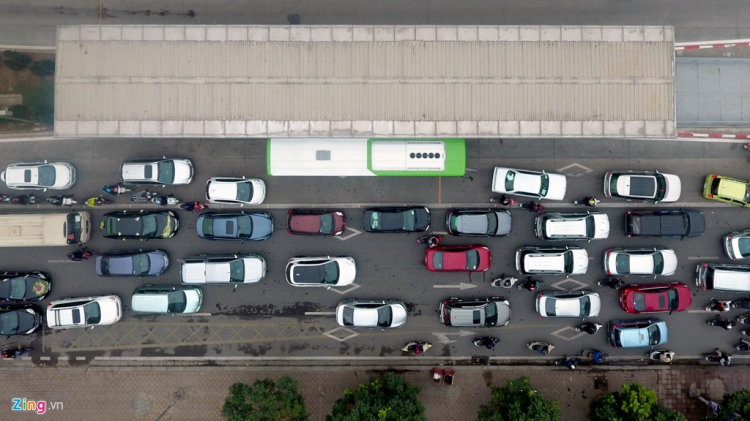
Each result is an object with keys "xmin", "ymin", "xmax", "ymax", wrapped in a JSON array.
[
  {"xmin": 98, "ymin": 297, "xmax": 122, "ymax": 325},
  {"xmin": 243, "ymin": 257, "xmax": 266, "ymax": 283},
  {"xmin": 337, "ymin": 258, "xmax": 357, "ymax": 285},
  {"xmin": 183, "ymin": 289, "xmax": 203, "ymax": 313},
  {"xmin": 544, "ymin": 173, "xmax": 567, "ymax": 201},
  {"xmin": 660, "ymin": 174, "xmax": 682, "ymax": 202},
  {"xmin": 684, "ymin": 210, "xmax": 705, "ymax": 237},
  {"xmin": 173, "ymin": 160, "xmax": 194, "ymax": 184},
  {"xmin": 493, "ymin": 211, "xmax": 512, "ymax": 236},
  {"xmin": 658, "ymin": 250, "xmax": 678, "ymax": 276},
  {"xmin": 249, "ymin": 214, "xmax": 274, "ymax": 240},
  {"xmin": 390, "ymin": 304, "xmax": 408, "ymax": 328},
  {"xmin": 570, "ymin": 249, "xmax": 589, "ymax": 274},
  {"xmin": 591, "ymin": 213, "xmax": 611, "ymax": 239}
]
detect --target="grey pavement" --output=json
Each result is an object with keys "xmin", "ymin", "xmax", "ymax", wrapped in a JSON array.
[{"xmin": 2, "ymin": 361, "xmax": 746, "ymax": 420}]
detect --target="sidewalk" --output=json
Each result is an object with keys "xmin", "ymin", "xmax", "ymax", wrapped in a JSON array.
[{"xmin": 2, "ymin": 364, "xmax": 746, "ymax": 420}]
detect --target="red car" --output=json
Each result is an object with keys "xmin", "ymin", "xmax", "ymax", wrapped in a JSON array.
[
  {"xmin": 619, "ymin": 282, "xmax": 693, "ymax": 314},
  {"xmin": 425, "ymin": 245, "xmax": 491, "ymax": 272},
  {"xmin": 287, "ymin": 209, "xmax": 346, "ymax": 236}
]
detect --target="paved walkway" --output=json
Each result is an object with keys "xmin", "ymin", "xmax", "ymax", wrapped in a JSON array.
[{"xmin": 2, "ymin": 364, "xmax": 747, "ymax": 420}]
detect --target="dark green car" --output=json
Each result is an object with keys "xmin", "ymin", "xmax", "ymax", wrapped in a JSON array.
[{"xmin": 101, "ymin": 210, "xmax": 179, "ymax": 240}]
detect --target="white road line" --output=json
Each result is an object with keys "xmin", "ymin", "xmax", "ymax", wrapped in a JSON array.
[
  {"xmin": 688, "ymin": 256, "xmax": 719, "ymax": 260},
  {"xmin": 688, "ymin": 309, "xmax": 712, "ymax": 313},
  {"xmin": 178, "ymin": 313, "xmax": 212, "ymax": 317},
  {"xmin": 47, "ymin": 260, "xmax": 78, "ymax": 264},
  {"xmin": 305, "ymin": 312, "xmax": 336, "ymax": 316}
]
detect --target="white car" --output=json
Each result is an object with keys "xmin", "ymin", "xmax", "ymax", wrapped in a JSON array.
[
  {"xmin": 534, "ymin": 212, "xmax": 610, "ymax": 242},
  {"xmin": 46, "ymin": 295, "xmax": 122, "ymax": 329},
  {"xmin": 1, "ymin": 161, "xmax": 75, "ymax": 190},
  {"xmin": 491, "ymin": 167, "xmax": 567, "ymax": 200},
  {"xmin": 724, "ymin": 230, "xmax": 750, "ymax": 260},
  {"xmin": 180, "ymin": 254, "xmax": 266, "ymax": 285},
  {"xmin": 335, "ymin": 299, "xmax": 407, "ymax": 329},
  {"xmin": 604, "ymin": 247, "xmax": 678, "ymax": 277},
  {"xmin": 206, "ymin": 177, "xmax": 266, "ymax": 205},
  {"xmin": 603, "ymin": 171, "xmax": 681, "ymax": 203},
  {"xmin": 515, "ymin": 246, "xmax": 588, "ymax": 276},
  {"xmin": 536, "ymin": 290, "xmax": 601, "ymax": 318},
  {"xmin": 120, "ymin": 158, "xmax": 194, "ymax": 186},
  {"xmin": 285, "ymin": 256, "xmax": 356, "ymax": 287}
]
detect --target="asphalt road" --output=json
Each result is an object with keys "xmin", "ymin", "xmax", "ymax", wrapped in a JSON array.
[
  {"xmin": 1, "ymin": 137, "xmax": 748, "ymax": 360},
  {"xmin": 0, "ymin": 0, "xmax": 749, "ymax": 48}
]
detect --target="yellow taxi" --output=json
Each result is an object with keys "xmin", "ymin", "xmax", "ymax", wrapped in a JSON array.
[{"xmin": 703, "ymin": 174, "xmax": 750, "ymax": 207}]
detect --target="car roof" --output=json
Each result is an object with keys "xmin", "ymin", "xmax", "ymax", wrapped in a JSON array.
[{"xmin": 718, "ymin": 177, "xmax": 748, "ymax": 200}]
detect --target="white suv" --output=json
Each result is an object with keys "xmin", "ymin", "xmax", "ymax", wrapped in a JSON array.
[
  {"xmin": 1, "ymin": 161, "xmax": 76, "ymax": 190},
  {"xmin": 46, "ymin": 295, "xmax": 122, "ymax": 329},
  {"xmin": 534, "ymin": 212, "xmax": 610, "ymax": 242},
  {"xmin": 206, "ymin": 177, "xmax": 266, "ymax": 205},
  {"xmin": 120, "ymin": 158, "xmax": 193, "ymax": 186},
  {"xmin": 181, "ymin": 254, "xmax": 266, "ymax": 285},
  {"xmin": 515, "ymin": 246, "xmax": 588, "ymax": 276}
]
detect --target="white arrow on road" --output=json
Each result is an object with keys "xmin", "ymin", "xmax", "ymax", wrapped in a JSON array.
[
  {"xmin": 433, "ymin": 330, "xmax": 475, "ymax": 344},
  {"xmin": 433, "ymin": 283, "xmax": 478, "ymax": 290}
]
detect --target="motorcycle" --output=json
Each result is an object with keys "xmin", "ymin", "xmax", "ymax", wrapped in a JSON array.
[
  {"xmin": 597, "ymin": 277, "xmax": 624, "ymax": 289},
  {"xmin": 0, "ymin": 345, "xmax": 32, "ymax": 359},
  {"xmin": 520, "ymin": 201, "xmax": 546, "ymax": 213},
  {"xmin": 705, "ymin": 299, "xmax": 731, "ymax": 312},
  {"xmin": 737, "ymin": 312, "xmax": 750, "ymax": 325},
  {"xmin": 473, "ymin": 336, "xmax": 500, "ymax": 350},
  {"xmin": 736, "ymin": 339, "xmax": 750, "ymax": 352},
  {"xmin": 703, "ymin": 349, "xmax": 732, "ymax": 366},
  {"xmin": 573, "ymin": 196, "xmax": 600, "ymax": 207},
  {"xmin": 647, "ymin": 350, "xmax": 674, "ymax": 363},
  {"xmin": 416, "ymin": 233, "xmax": 443, "ymax": 248},
  {"xmin": 0, "ymin": 194, "xmax": 36, "ymax": 205},
  {"xmin": 151, "ymin": 195, "xmax": 180, "ymax": 206},
  {"xmin": 402, "ymin": 341, "xmax": 432, "ymax": 355},
  {"xmin": 584, "ymin": 349, "xmax": 608, "ymax": 364},
  {"xmin": 85, "ymin": 196, "xmax": 111, "ymax": 207},
  {"xmin": 707, "ymin": 315, "xmax": 737, "ymax": 330},
  {"xmin": 527, "ymin": 341, "xmax": 555, "ymax": 355},
  {"xmin": 575, "ymin": 322, "xmax": 602, "ymax": 335},
  {"xmin": 732, "ymin": 297, "xmax": 750, "ymax": 309},
  {"xmin": 554, "ymin": 357, "xmax": 580, "ymax": 370},
  {"xmin": 46, "ymin": 195, "xmax": 76, "ymax": 206},
  {"xmin": 517, "ymin": 278, "xmax": 543, "ymax": 291},
  {"xmin": 489, "ymin": 195, "xmax": 516, "ymax": 206},
  {"xmin": 102, "ymin": 184, "xmax": 131, "ymax": 196},
  {"xmin": 179, "ymin": 201, "xmax": 208, "ymax": 212},
  {"xmin": 131, "ymin": 190, "xmax": 157, "ymax": 202},
  {"xmin": 490, "ymin": 275, "xmax": 518, "ymax": 288}
]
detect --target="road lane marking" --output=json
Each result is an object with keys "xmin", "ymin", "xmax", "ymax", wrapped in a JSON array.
[
  {"xmin": 336, "ymin": 227, "xmax": 362, "ymax": 241},
  {"xmin": 47, "ymin": 260, "xmax": 78, "ymax": 264},
  {"xmin": 433, "ymin": 283, "xmax": 478, "ymax": 290},
  {"xmin": 305, "ymin": 312, "xmax": 336, "ymax": 316},
  {"xmin": 688, "ymin": 256, "xmax": 719, "ymax": 260},
  {"xmin": 328, "ymin": 283, "xmax": 361, "ymax": 295},
  {"xmin": 688, "ymin": 310, "xmax": 712, "ymax": 313}
]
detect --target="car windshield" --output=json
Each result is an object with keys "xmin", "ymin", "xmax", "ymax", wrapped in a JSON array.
[
  {"xmin": 609, "ymin": 176, "xmax": 619, "ymax": 195},
  {"xmin": 131, "ymin": 253, "xmax": 151, "ymax": 276},
  {"xmin": 236, "ymin": 182, "xmax": 253, "ymax": 202},
  {"xmin": 667, "ymin": 288, "xmax": 679, "ymax": 311},
  {"xmin": 545, "ymin": 298, "xmax": 557, "ymax": 317},
  {"xmin": 739, "ymin": 238, "xmax": 750, "ymax": 257},
  {"xmin": 376, "ymin": 306, "xmax": 393, "ymax": 327},
  {"xmin": 236, "ymin": 216, "xmax": 253, "ymax": 237},
  {"xmin": 484, "ymin": 303, "xmax": 497, "ymax": 326},
  {"xmin": 156, "ymin": 160, "xmax": 175, "ymax": 184},
  {"xmin": 0, "ymin": 311, "xmax": 19, "ymax": 334},
  {"xmin": 647, "ymin": 324, "xmax": 661, "ymax": 345},
  {"xmin": 82, "ymin": 301, "xmax": 101, "ymax": 324},
  {"xmin": 139, "ymin": 215, "xmax": 157, "ymax": 237},
  {"xmin": 432, "ymin": 252, "xmax": 444, "ymax": 270},
  {"xmin": 228, "ymin": 259, "xmax": 245, "ymax": 283},
  {"xmin": 486, "ymin": 213, "xmax": 498, "ymax": 235},
  {"xmin": 37, "ymin": 165, "xmax": 56, "ymax": 186},
  {"xmin": 710, "ymin": 177, "xmax": 721, "ymax": 195},
  {"xmin": 633, "ymin": 293, "xmax": 647, "ymax": 312},
  {"xmin": 585, "ymin": 216, "xmax": 595, "ymax": 238},
  {"xmin": 615, "ymin": 254, "xmax": 630, "ymax": 274},
  {"xmin": 654, "ymin": 174, "xmax": 667, "ymax": 201},
  {"xmin": 504, "ymin": 171, "xmax": 516, "ymax": 191},
  {"xmin": 319, "ymin": 214, "xmax": 334, "ymax": 234},
  {"xmin": 580, "ymin": 296, "xmax": 591, "ymax": 316},
  {"xmin": 342, "ymin": 307, "xmax": 354, "ymax": 325},
  {"xmin": 401, "ymin": 210, "xmax": 416, "ymax": 230},
  {"xmin": 465, "ymin": 250, "xmax": 479, "ymax": 270},
  {"xmin": 167, "ymin": 291, "xmax": 187, "ymax": 313},
  {"xmin": 563, "ymin": 250, "xmax": 574, "ymax": 272},
  {"xmin": 321, "ymin": 261, "xmax": 339, "ymax": 283},
  {"xmin": 539, "ymin": 174, "xmax": 550, "ymax": 196},
  {"xmin": 745, "ymin": 185, "xmax": 750, "ymax": 203},
  {"xmin": 66, "ymin": 212, "xmax": 82, "ymax": 244},
  {"xmin": 8, "ymin": 277, "xmax": 27, "ymax": 300},
  {"xmin": 653, "ymin": 253, "xmax": 664, "ymax": 274}
]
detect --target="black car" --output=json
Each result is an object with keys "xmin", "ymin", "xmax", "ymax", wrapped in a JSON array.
[
  {"xmin": 0, "ymin": 307, "xmax": 41, "ymax": 335},
  {"xmin": 363, "ymin": 207, "xmax": 430, "ymax": 233},
  {"xmin": 445, "ymin": 208, "xmax": 512, "ymax": 237},
  {"xmin": 626, "ymin": 210, "xmax": 705, "ymax": 238},
  {"xmin": 101, "ymin": 210, "xmax": 179, "ymax": 240},
  {"xmin": 0, "ymin": 272, "xmax": 51, "ymax": 302},
  {"xmin": 196, "ymin": 212, "xmax": 274, "ymax": 242}
]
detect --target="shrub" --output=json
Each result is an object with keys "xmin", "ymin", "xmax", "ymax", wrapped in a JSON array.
[
  {"xmin": 477, "ymin": 376, "xmax": 561, "ymax": 421},
  {"xmin": 2, "ymin": 50, "xmax": 32, "ymax": 71},
  {"xmin": 327, "ymin": 372, "xmax": 426, "ymax": 421},
  {"xmin": 7, "ymin": 105, "xmax": 31, "ymax": 119},
  {"xmin": 221, "ymin": 377, "xmax": 308, "ymax": 421},
  {"xmin": 588, "ymin": 383, "xmax": 687, "ymax": 421},
  {"xmin": 29, "ymin": 60, "xmax": 55, "ymax": 77}
]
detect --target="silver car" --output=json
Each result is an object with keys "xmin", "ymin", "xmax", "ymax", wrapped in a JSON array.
[
  {"xmin": 1, "ymin": 161, "xmax": 75, "ymax": 190},
  {"xmin": 724, "ymin": 229, "xmax": 750, "ymax": 260},
  {"xmin": 46, "ymin": 295, "xmax": 122, "ymax": 329},
  {"xmin": 180, "ymin": 254, "xmax": 266, "ymax": 285},
  {"xmin": 534, "ymin": 212, "xmax": 609, "ymax": 242},
  {"xmin": 335, "ymin": 299, "xmax": 407, "ymax": 329},
  {"xmin": 120, "ymin": 158, "xmax": 194, "ymax": 186},
  {"xmin": 285, "ymin": 256, "xmax": 356, "ymax": 287},
  {"xmin": 131, "ymin": 285, "xmax": 203, "ymax": 314},
  {"xmin": 536, "ymin": 290, "xmax": 601, "ymax": 318}
]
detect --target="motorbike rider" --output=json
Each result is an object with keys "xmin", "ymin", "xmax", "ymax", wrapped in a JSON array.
[
  {"xmin": 707, "ymin": 298, "xmax": 730, "ymax": 312},
  {"xmin": 67, "ymin": 248, "xmax": 93, "ymax": 262},
  {"xmin": 598, "ymin": 277, "xmax": 624, "ymax": 289},
  {"xmin": 563, "ymin": 357, "xmax": 579, "ymax": 370},
  {"xmin": 737, "ymin": 339, "xmax": 750, "ymax": 352},
  {"xmin": 711, "ymin": 315, "xmax": 736, "ymax": 330},
  {"xmin": 528, "ymin": 341, "xmax": 555, "ymax": 355},
  {"xmin": 714, "ymin": 348, "xmax": 732, "ymax": 366},
  {"xmin": 521, "ymin": 200, "xmax": 545, "ymax": 213},
  {"xmin": 588, "ymin": 350, "xmax": 606, "ymax": 364},
  {"xmin": 180, "ymin": 202, "xmax": 207, "ymax": 212},
  {"xmin": 659, "ymin": 351, "xmax": 675, "ymax": 363},
  {"xmin": 585, "ymin": 196, "xmax": 598, "ymax": 207},
  {"xmin": 476, "ymin": 337, "xmax": 500, "ymax": 350},
  {"xmin": 576, "ymin": 322, "xmax": 602, "ymax": 335}
]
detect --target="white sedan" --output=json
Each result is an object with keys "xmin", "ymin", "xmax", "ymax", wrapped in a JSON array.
[
  {"xmin": 536, "ymin": 290, "xmax": 601, "ymax": 318},
  {"xmin": 46, "ymin": 295, "xmax": 122, "ymax": 329},
  {"xmin": 1, "ymin": 161, "xmax": 75, "ymax": 190},
  {"xmin": 491, "ymin": 167, "xmax": 567, "ymax": 200},
  {"xmin": 336, "ymin": 299, "xmax": 407, "ymax": 329},
  {"xmin": 604, "ymin": 247, "xmax": 677, "ymax": 277},
  {"xmin": 206, "ymin": 177, "xmax": 266, "ymax": 205},
  {"xmin": 285, "ymin": 256, "xmax": 356, "ymax": 287}
]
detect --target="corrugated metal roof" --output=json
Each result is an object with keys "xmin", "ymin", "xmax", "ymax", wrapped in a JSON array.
[
  {"xmin": 676, "ymin": 57, "xmax": 750, "ymax": 127},
  {"xmin": 54, "ymin": 25, "xmax": 675, "ymax": 138}
]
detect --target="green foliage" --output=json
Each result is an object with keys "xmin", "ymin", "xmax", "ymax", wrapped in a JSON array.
[
  {"xmin": 588, "ymin": 383, "xmax": 686, "ymax": 421},
  {"xmin": 2, "ymin": 50, "xmax": 31, "ymax": 71},
  {"xmin": 29, "ymin": 60, "xmax": 55, "ymax": 77},
  {"xmin": 714, "ymin": 389, "xmax": 750, "ymax": 421},
  {"xmin": 476, "ymin": 376, "xmax": 561, "ymax": 421},
  {"xmin": 221, "ymin": 376, "xmax": 308, "ymax": 421},
  {"xmin": 7, "ymin": 105, "xmax": 30, "ymax": 119},
  {"xmin": 326, "ymin": 372, "xmax": 426, "ymax": 421}
]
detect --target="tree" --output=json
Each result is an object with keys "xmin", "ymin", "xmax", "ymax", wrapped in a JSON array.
[
  {"xmin": 588, "ymin": 383, "xmax": 687, "ymax": 421},
  {"xmin": 29, "ymin": 60, "xmax": 55, "ymax": 77},
  {"xmin": 713, "ymin": 389, "xmax": 750, "ymax": 421},
  {"xmin": 2, "ymin": 50, "xmax": 31, "ymax": 71},
  {"xmin": 477, "ymin": 376, "xmax": 560, "ymax": 421},
  {"xmin": 221, "ymin": 376, "xmax": 308, "ymax": 421},
  {"xmin": 326, "ymin": 371, "xmax": 425, "ymax": 421}
]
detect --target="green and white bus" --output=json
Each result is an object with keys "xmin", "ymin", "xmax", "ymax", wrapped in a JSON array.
[{"xmin": 267, "ymin": 138, "xmax": 465, "ymax": 177}]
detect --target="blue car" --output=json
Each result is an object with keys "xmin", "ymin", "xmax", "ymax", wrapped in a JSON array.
[
  {"xmin": 607, "ymin": 318, "xmax": 667, "ymax": 348},
  {"xmin": 196, "ymin": 212, "xmax": 273, "ymax": 242},
  {"xmin": 96, "ymin": 250, "xmax": 169, "ymax": 277}
]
